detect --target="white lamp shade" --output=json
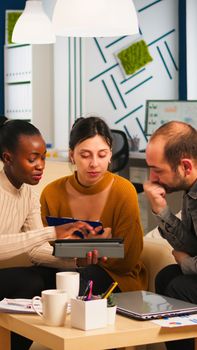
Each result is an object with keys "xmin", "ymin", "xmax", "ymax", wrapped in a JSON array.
[
  {"xmin": 12, "ymin": 1, "xmax": 56, "ymax": 44},
  {"xmin": 52, "ymin": 0, "xmax": 139, "ymax": 37}
]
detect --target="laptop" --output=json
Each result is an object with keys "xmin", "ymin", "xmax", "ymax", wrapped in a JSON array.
[{"xmin": 114, "ymin": 291, "xmax": 197, "ymax": 320}]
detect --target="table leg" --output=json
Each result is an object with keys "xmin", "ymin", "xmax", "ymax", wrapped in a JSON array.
[
  {"xmin": 0, "ymin": 326, "xmax": 11, "ymax": 349},
  {"xmin": 195, "ymin": 338, "xmax": 197, "ymax": 350}
]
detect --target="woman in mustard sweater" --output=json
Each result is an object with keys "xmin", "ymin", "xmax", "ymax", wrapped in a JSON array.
[{"xmin": 40, "ymin": 116, "xmax": 148, "ymax": 294}]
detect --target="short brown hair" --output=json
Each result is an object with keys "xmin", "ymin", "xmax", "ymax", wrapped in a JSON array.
[{"xmin": 150, "ymin": 121, "xmax": 197, "ymax": 170}]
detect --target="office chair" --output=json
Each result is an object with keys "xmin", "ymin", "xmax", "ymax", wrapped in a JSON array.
[
  {"xmin": 110, "ymin": 129, "xmax": 144, "ymax": 194},
  {"xmin": 110, "ymin": 129, "xmax": 129, "ymax": 173}
]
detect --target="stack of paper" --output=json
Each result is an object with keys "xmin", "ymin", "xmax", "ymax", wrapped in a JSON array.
[
  {"xmin": 0, "ymin": 298, "xmax": 42, "ymax": 314},
  {"xmin": 152, "ymin": 314, "xmax": 197, "ymax": 328}
]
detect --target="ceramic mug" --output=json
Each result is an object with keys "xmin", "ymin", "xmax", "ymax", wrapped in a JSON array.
[
  {"xmin": 56, "ymin": 271, "xmax": 80, "ymax": 303},
  {"xmin": 32, "ymin": 289, "xmax": 68, "ymax": 326}
]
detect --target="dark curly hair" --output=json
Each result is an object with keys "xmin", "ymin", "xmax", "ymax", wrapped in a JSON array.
[{"xmin": 0, "ymin": 117, "xmax": 41, "ymax": 160}]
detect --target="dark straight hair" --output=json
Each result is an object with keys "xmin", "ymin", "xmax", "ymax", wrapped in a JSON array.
[
  {"xmin": 69, "ymin": 116, "xmax": 113, "ymax": 150},
  {"xmin": 0, "ymin": 117, "xmax": 41, "ymax": 160}
]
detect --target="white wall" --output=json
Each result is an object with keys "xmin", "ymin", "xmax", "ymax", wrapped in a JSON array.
[
  {"xmin": 84, "ymin": 0, "xmax": 178, "ymax": 152},
  {"xmin": 43, "ymin": 0, "xmax": 79, "ymax": 150},
  {"xmin": 43, "ymin": 0, "xmax": 179, "ymax": 150},
  {"xmin": 42, "ymin": 0, "xmax": 56, "ymax": 18},
  {"xmin": 43, "ymin": 0, "xmax": 70, "ymax": 149},
  {"xmin": 186, "ymin": 0, "xmax": 197, "ymax": 99}
]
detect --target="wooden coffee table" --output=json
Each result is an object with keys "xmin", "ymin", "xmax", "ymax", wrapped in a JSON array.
[{"xmin": 0, "ymin": 312, "xmax": 196, "ymax": 350}]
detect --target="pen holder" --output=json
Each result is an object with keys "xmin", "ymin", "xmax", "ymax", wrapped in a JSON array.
[{"xmin": 71, "ymin": 298, "xmax": 107, "ymax": 330}]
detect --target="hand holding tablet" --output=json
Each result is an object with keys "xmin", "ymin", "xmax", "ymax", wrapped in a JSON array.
[
  {"xmin": 47, "ymin": 216, "xmax": 123, "ymax": 259},
  {"xmin": 50, "ymin": 238, "xmax": 124, "ymax": 258}
]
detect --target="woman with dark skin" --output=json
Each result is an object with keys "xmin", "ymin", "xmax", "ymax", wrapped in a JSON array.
[{"xmin": 0, "ymin": 116, "xmax": 98, "ymax": 350}]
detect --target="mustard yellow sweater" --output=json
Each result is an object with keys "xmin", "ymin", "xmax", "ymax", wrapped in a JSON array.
[{"xmin": 40, "ymin": 172, "xmax": 148, "ymax": 291}]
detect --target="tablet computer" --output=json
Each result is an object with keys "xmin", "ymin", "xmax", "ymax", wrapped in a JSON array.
[
  {"xmin": 50, "ymin": 238, "xmax": 124, "ymax": 258},
  {"xmin": 46, "ymin": 216, "xmax": 104, "ymax": 238}
]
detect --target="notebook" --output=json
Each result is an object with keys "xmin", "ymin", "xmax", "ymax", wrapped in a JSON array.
[{"xmin": 114, "ymin": 290, "xmax": 197, "ymax": 320}]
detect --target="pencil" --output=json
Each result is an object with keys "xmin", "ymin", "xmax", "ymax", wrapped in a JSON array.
[{"xmin": 102, "ymin": 281, "xmax": 118, "ymax": 299}]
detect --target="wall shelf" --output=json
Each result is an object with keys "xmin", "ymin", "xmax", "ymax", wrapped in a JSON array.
[{"xmin": 4, "ymin": 44, "xmax": 54, "ymax": 144}]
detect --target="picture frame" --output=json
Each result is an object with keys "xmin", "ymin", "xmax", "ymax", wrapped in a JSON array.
[{"xmin": 5, "ymin": 10, "xmax": 22, "ymax": 45}]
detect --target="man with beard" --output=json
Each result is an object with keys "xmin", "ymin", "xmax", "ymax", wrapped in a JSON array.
[{"xmin": 143, "ymin": 120, "xmax": 197, "ymax": 350}]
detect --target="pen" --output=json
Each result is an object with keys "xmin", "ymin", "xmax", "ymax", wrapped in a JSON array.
[
  {"xmin": 81, "ymin": 280, "xmax": 93, "ymax": 300},
  {"xmin": 81, "ymin": 280, "xmax": 91, "ymax": 300},
  {"xmin": 86, "ymin": 280, "xmax": 93, "ymax": 301},
  {"xmin": 102, "ymin": 281, "xmax": 118, "ymax": 299}
]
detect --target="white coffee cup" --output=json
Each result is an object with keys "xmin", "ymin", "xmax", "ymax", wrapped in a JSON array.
[
  {"xmin": 56, "ymin": 271, "xmax": 80, "ymax": 302},
  {"xmin": 32, "ymin": 289, "xmax": 68, "ymax": 326}
]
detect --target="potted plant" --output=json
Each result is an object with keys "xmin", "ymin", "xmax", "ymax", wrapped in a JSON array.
[{"xmin": 106, "ymin": 293, "xmax": 116, "ymax": 307}]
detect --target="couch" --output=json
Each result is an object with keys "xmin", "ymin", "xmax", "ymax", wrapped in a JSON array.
[{"xmin": 0, "ymin": 161, "xmax": 175, "ymax": 350}]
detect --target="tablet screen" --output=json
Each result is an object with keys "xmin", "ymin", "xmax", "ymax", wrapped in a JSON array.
[{"xmin": 46, "ymin": 216, "xmax": 104, "ymax": 238}]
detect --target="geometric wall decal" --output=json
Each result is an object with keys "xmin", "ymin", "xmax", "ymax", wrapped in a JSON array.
[
  {"xmin": 117, "ymin": 39, "xmax": 153, "ymax": 76},
  {"xmin": 84, "ymin": 0, "xmax": 179, "ymax": 152}
]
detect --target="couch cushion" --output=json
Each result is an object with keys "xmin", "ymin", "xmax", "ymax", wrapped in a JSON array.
[{"xmin": 141, "ymin": 237, "xmax": 174, "ymax": 292}]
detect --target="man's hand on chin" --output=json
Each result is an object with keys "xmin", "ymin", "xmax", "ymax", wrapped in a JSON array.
[{"xmin": 143, "ymin": 180, "xmax": 167, "ymax": 214}]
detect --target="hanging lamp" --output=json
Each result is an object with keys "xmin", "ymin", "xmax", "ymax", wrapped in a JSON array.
[
  {"xmin": 12, "ymin": 0, "xmax": 56, "ymax": 44},
  {"xmin": 52, "ymin": 0, "xmax": 139, "ymax": 37}
]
